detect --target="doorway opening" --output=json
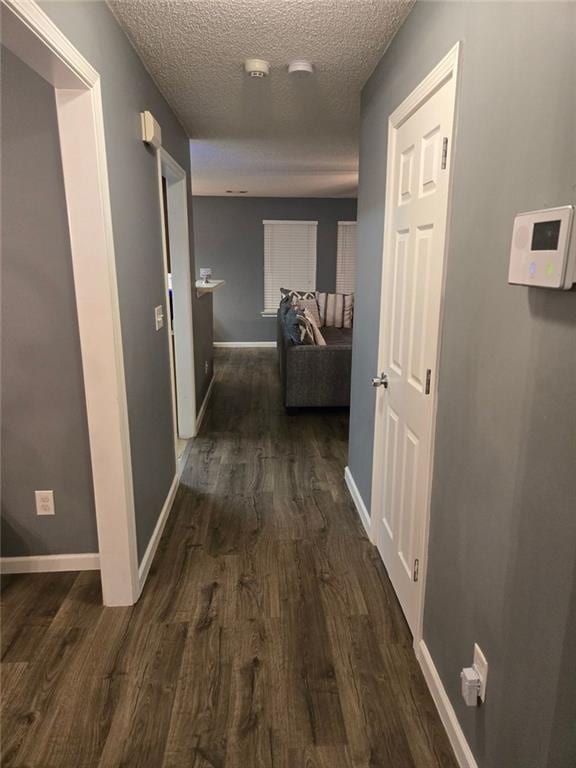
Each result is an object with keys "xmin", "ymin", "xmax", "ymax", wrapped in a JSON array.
[
  {"xmin": 156, "ymin": 147, "xmax": 196, "ymax": 467},
  {"xmin": 1, "ymin": 0, "xmax": 139, "ymax": 604}
]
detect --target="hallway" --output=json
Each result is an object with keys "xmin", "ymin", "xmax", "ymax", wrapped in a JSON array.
[{"xmin": 1, "ymin": 349, "xmax": 456, "ymax": 767}]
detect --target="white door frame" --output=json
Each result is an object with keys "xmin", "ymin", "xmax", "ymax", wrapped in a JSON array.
[
  {"xmin": 370, "ymin": 43, "xmax": 461, "ymax": 646},
  {"xmin": 1, "ymin": 0, "xmax": 140, "ymax": 606},
  {"xmin": 156, "ymin": 147, "xmax": 197, "ymax": 443}
]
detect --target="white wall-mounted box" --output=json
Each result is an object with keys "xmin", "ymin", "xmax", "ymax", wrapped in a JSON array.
[
  {"xmin": 508, "ymin": 205, "xmax": 575, "ymax": 289},
  {"xmin": 140, "ymin": 110, "xmax": 162, "ymax": 149}
]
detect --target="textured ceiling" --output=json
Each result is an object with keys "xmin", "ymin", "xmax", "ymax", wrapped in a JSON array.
[{"xmin": 108, "ymin": 0, "xmax": 414, "ymax": 196}]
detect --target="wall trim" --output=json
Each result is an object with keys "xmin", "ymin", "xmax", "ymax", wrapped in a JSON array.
[
  {"xmin": 0, "ymin": 553, "xmax": 100, "ymax": 574},
  {"xmin": 344, "ymin": 466, "xmax": 372, "ymax": 540},
  {"xmin": 213, "ymin": 341, "xmax": 277, "ymax": 348},
  {"xmin": 196, "ymin": 375, "xmax": 215, "ymax": 433},
  {"xmin": 137, "ymin": 472, "xmax": 180, "ymax": 592},
  {"xmin": 416, "ymin": 640, "xmax": 479, "ymax": 768},
  {"xmin": 390, "ymin": 41, "xmax": 461, "ymax": 127},
  {"xmin": 1, "ymin": 0, "xmax": 98, "ymax": 88}
]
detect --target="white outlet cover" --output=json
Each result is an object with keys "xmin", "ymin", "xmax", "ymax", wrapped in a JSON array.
[
  {"xmin": 35, "ymin": 490, "xmax": 55, "ymax": 516},
  {"xmin": 154, "ymin": 305, "xmax": 164, "ymax": 331},
  {"xmin": 474, "ymin": 643, "xmax": 488, "ymax": 702}
]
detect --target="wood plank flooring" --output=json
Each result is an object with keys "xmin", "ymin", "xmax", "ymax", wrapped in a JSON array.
[{"xmin": 1, "ymin": 349, "xmax": 457, "ymax": 768}]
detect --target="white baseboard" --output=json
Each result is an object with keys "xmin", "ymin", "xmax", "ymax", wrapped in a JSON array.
[
  {"xmin": 176, "ymin": 438, "xmax": 192, "ymax": 474},
  {"xmin": 417, "ymin": 640, "xmax": 478, "ymax": 768},
  {"xmin": 196, "ymin": 375, "xmax": 215, "ymax": 433},
  {"xmin": 344, "ymin": 466, "xmax": 372, "ymax": 540},
  {"xmin": 136, "ymin": 375, "xmax": 215, "ymax": 593},
  {"xmin": 0, "ymin": 552, "xmax": 100, "ymax": 574},
  {"xmin": 213, "ymin": 341, "xmax": 276, "ymax": 348},
  {"xmin": 138, "ymin": 472, "xmax": 180, "ymax": 591}
]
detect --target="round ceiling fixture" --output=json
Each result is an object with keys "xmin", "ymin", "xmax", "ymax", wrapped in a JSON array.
[
  {"xmin": 244, "ymin": 59, "xmax": 270, "ymax": 78},
  {"xmin": 288, "ymin": 60, "xmax": 314, "ymax": 75}
]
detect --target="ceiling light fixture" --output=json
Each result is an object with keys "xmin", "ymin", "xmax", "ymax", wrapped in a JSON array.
[
  {"xmin": 288, "ymin": 60, "xmax": 314, "ymax": 75},
  {"xmin": 244, "ymin": 58, "xmax": 270, "ymax": 78}
]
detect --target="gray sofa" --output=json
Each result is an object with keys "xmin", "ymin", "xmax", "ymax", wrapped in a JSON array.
[{"xmin": 277, "ymin": 308, "xmax": 352, "ymax": 408}]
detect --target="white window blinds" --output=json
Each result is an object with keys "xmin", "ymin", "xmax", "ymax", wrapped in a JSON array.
[
  {"xmin": 336, "ymin": 221, "xmax": 357, "ymax": 294},
  {"xmin": 263, "ymin": 220, "xmax": 318, "ymax": 313}
]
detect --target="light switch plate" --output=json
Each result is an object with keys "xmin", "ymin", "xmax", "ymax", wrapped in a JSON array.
[
  {"xmin": 154, "ymin": 305, "xmax": 164, "ymax": 331},
  {"xmin": 473, "ymin": 643, "xmax": 488, "ymax": 702},
  {"xmin": 35, "ymin": 490, "xmax": 55, "ymax": 516}
]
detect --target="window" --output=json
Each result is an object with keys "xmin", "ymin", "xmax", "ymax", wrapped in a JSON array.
[
  {"xmin": 263, "ymin": 220, "xmax": 318, "ymax": 314},
  {"xmin": 336, "ymin": 221, "xmax": 357, "ymax": 294}
]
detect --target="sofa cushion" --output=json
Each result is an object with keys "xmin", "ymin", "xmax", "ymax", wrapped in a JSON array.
[{"xmin": 321, "ymin": 326, "xmax": 353, "ymax": 347}]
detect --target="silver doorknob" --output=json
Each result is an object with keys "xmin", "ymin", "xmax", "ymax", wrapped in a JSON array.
[{"xmin": 372, "ymin": 372, "xmax": 389, "ymax": 388}]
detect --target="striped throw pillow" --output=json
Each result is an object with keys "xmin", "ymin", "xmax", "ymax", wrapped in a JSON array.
[{"xmin": 316, "ymin": 292, "xmax": 354, "ymax": 328}]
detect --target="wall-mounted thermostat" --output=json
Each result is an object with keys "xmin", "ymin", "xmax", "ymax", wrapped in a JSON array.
[{"xmin": 508, "ymin": 205, "xmax": 575, "ymax": 289}]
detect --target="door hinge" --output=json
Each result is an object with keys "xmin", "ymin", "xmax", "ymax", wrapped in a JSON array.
[
  {"xmin": 441, "ymin": 137, "xmax": 449, "ymax": 169},
  {"xmin": 413, "ymin": 558, "xmax": 420, "ymax": 582},
  {"xmin": 425, "ymin": 369, "xmax": 432, "ymax": 395}
]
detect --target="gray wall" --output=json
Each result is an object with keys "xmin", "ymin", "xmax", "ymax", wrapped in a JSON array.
[
  {"xmin": 35, "ymin": 1, "xmax": 213, "ymax": 561},
  {"xmin": 1, "ymin": 48, "xmax": 98, "ymax": 556},
  {"xmin": 348, "ymin": 2, "xmax": 576, "ymax": 767},
  {"xmin": 192, "ymin": 196, "xmax": 357, "ymax": 342}
]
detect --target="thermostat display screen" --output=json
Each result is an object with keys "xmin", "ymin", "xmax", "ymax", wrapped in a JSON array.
[{"xmin": 531, "ymin": 220, "xmax": 561, "ymax": 251}]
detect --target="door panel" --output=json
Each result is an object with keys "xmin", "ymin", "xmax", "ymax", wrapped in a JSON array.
[
  {"xmin": 408, "ymin": 225, "xmax": 433, "ymax": 393},
  {"xmin": 390, "ymin": 231, "xmax": 409, "ymax": 376}
]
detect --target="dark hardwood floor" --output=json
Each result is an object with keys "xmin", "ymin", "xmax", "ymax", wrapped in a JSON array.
[{"xmin": 1, "ymin": 349, "xmax": 457, "ymax": 767}]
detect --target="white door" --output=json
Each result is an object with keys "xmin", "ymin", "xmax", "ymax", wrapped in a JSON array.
[{"xmin": 372, "ymin": 46, "xmax": 459, "ymax": 637}]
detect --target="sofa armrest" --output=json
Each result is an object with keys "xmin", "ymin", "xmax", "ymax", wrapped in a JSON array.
[{"xmin": 285, "ymin": 344, "xmax": 352, "ymax": 407}]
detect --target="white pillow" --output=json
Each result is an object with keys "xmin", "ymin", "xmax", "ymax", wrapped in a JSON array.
[
  {"xmin": 303, "ymin": 308, "xmax": 326, "ymax": 346},
  {"xmin": 298, "ymin": 297, "xmax": 322, "ymax": 328}
]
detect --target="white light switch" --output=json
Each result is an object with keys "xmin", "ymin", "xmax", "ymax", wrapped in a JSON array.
[
  {"xmin": 473, "ymin": 643, "xmax": 488, "ymax": 702},
  {"xmin": 154, "ymin": 305, "xmax": 164, "ymax": 331},
  {"xmin": 35, "ymin": 490, "xmax": 55, "ymax": 516}
]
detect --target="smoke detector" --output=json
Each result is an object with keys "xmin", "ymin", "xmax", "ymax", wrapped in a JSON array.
[
  {"xmin": 288, "ymin": 60, "xmax": 314, "ymax": 75},
  {"xmin": 244, "ymin": 59, "xmax": 270, "ymax": 78}
]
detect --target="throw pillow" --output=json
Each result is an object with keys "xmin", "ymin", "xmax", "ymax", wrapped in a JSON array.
[
  {"xmin": 297, "ymin": 297, "xmax": 321, "ymax": 328},
  {"xmin": 280, "ymin": 287, "xmax": 316, "ymax": 306},
  {"xmin": 283, "ymin": 307, "xmax": 303, "ymax": 345},
  {"xmin": 278, "ymin": 299, "xmax": 292, "ymax": 321},
  {"xmin": 303, "ymin": 307, "xmax": 326, "ymax": 346},
  {"xmin": 296, "ymin": 309, "xmax": 316, "ymax": 345},
  {"xmin": 316, "ymin": 291, "xmax": 354, "ymax": 328}
]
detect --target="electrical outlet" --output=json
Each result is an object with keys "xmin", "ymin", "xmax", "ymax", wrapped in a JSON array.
[
  {"xmin": 154, "ymin": 305, "xmax": 164, "ymax": 331},
  {"xmin": 204, "ymin": 361, "xmax": 209, "ymax": 375},
  {"xmin": 473, "ymin": 643, "xmax": 488, "ymax": 702},
  {"xmin": 35, "ymin": 490, "xmax": 55, "ymax": 516}
]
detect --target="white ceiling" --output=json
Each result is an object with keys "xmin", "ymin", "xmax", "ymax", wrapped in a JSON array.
[{"xmin": 108, "ymin": 0, "xmax": 414, "ymax": 197}]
